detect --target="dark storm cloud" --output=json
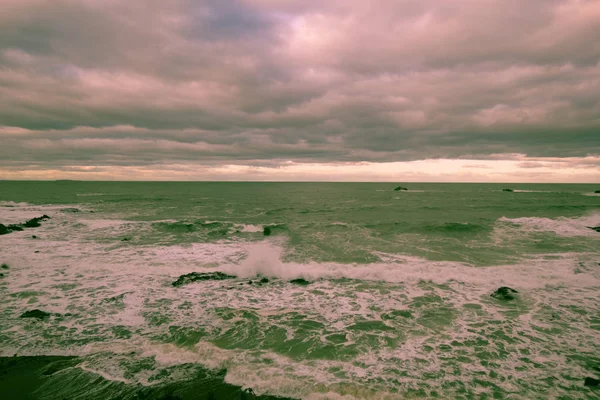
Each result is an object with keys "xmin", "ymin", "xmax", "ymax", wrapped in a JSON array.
[{"xmin": 0, "ymin": 0, "xmax": 599, "ymax": 173}]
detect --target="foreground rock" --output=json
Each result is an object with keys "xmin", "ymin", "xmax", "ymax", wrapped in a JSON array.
[
  {"xmin": 502, "ymin": 188, "xmax": 514, "ymax": 192},
  {"xmin": 585, "ymin": 377, "xmax": 600, "ymax": 387},
  {"xmin": 491, "ymin": 287, "xmax": 518, "ymax": 301},
  {"xmin": 172, "ymin": 271, "xmax": 236, "ymax": 287},
  {"xmin": 20, "ymin": 309, "xmax": 51, "ymax": 320},
  {"xmin": 394, "ymin": 186, "xmax": 408, "ymax": 191}
]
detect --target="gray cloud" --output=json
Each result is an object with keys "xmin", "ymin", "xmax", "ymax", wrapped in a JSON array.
[{"xmin": 0, "ymin": 0, "xmax": 599, "ymax": 175}]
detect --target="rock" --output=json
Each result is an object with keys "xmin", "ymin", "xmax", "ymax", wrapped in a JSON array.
[
  {"xmin": 172, "ymin": 271, "xmax": 236, "ymax": 287},
  {"xmin": 263, "ymin": 226, "xmax": 272, "ymax": 236},
  {"xmin": 23, "ymin": 215, "xmax": 50, "ymax": 228},
  {"xmin": 588, "ymin": 226, "xmax": 600, "ymax": 233},
  {"xmin": 7, "ymin": 224, "xmax": 23, "ymax": 231},
  {"xmin": 260, "ymin": 277, "xmax": 269, "ymax": 283},
  {"xmin": 0, "ymin": 224, "xmax": 9, "ymax": 235},
  {"xmin": 595, "ymin": 190, "xmax": 600, "ymax": 194},
  {"xmin": 584, "ymin": 377, "xmax": 600, "ymax": 387},
  {"xmin": 20, "ymin": 310, "xmax": 51, "ymax": 320},
  {"xmin": 502, "ymin": 188, "xmax": 514, "ymax": 192},
  {"xmin": 121, "ymin": 238, "xmax": 130, "ymax": 241},
  {"xmin": 491, "ymin": 286, "xmax": 519, "ymax": 301},
  {"xmin": 394, "ymin": 186, "xmax": 408, "ymax": 191},
  {"xmin": 32, "ymin": 235, "xmax": 37, "ymax": 239},
  {"xmin": 0, "ymin": 273, "xmax": 4, "ymax": 278},
  {"xmin": 1, "ymin": 263, "xmax": 8, "ymax": 270},
  {"xmin": 290, "ymin": 278, "xmax": 310, "ymax": 285}
]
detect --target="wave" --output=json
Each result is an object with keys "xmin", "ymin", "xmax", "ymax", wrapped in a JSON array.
[
  {"xmin": 497, "ymin": 213, "xmax": 600, "ymax": 237},
  {"xmin": 218, "ymin": 243, "xmax": 596, "ymax": 289}
]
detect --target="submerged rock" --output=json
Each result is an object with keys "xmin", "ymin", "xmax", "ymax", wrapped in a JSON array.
[
  {"xmin": 20, "ymin": 309, "xmax": 51, "ymax": 320},
  {"xmin": 60, "ymin": 208, "xmax": 80, "ymax": 213},
  {"xmin": 502, "ymin": 188, "xmax": 514, "ymax": 192},
  {"xmin": 394, "ymin": 186, "xmax": 408, "ymax": 191},
  {"xmin": 172, "ymin": 271, "xmax": 236, "ymax": 287},
  {"xmin": 290, "ymin": 278, "xmax": 310, "ymax": 285},
  {"xmin": 584, "ymin": 377, "xmax": 600, "ymax": 387},
  {"xmin": 491, "ymin": 286, "xmax": 519, "ymax": 301}
]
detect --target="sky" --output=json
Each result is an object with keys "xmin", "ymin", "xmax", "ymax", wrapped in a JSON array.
[{"xmin": 0, "ymin": 0, "xmax": 599, "ymax": 182}]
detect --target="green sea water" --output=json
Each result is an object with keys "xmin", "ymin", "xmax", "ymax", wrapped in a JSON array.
[{"xmin": 0, "ymin": 181, "xmax": 599, "ymax": 399}]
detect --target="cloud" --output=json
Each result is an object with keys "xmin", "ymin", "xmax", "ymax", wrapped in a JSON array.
[{"xmin": 0, "ymin": 0, "xmax": 599, "ymax": 181}]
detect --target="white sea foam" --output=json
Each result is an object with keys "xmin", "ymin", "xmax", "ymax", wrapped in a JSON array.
[{"xmin": 498, "ymin": 213, "xmax": 600, "ymax": 237}]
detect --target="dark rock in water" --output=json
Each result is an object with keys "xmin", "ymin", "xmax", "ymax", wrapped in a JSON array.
[
  {"xmin": 32, "ymin": 235, "xmax": 37, "ymax": 239},
  {"xmin": 0, "ymin": 224, "xmax": 23, "ymax": 235},
  {"xmin": 172, "ymin": 271, "xmax": 236, "ymax": 287},
  {"xmin": 1, "ymin": 263, "xmax": 8, "ymax": 269},
  {"xmin": 584, "ymin": 377, "xmax": 600, "ymax": 387},
  {"xmin": 263, "ymin": 226, "xmax": 272, "ymax": 236},
  {"xmin": 20, "ymin": 309, "xmax": 51, "ymax": 320},
  {"xmin": 248, "ymin": 280, "xmax": 253, "ymax": 285},
  {"xmin": 502, "ymin": 188, "xmax": 514, "ymax": 192},
  {"xmin": 290, "ymin": 278, "xmax": 310, "ymax": 285},
  {"xmin": 23, "ymin": 215, "xmax": 50, "ymax": 228},
  {"xmin": 394, "ymin": 186, "xmax": 408, "ymax": 191},
  {"xmin": 588, "ymin": 226, "xmax": 600, "ymax": 233},
  {"xmin": 491, "ymin": 286, "xmax": 519, "ymax": 301},
  {"xmin": 260, "ymin": 277, "xmax": 269, "ymax": 283}
]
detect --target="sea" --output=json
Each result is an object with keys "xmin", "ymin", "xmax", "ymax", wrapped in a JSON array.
[{"xmin": 0, "ymin": 181, "xmax": 599, "ymax": 400}]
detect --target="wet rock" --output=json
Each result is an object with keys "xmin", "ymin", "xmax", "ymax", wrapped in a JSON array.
[
  {"xmin": 263, "ymin": 226, "xmax": 272, "ymax": 236},
  {"xmin": 259, "ymin": 277, "xmax": 269, "ymax": 283},
  {"xmin": 1, "ymin": 263, "xmax": 8, "ymax": 269},
  {"xmin": 19, "ymin": 310, "xmax": 51, "ymax": 320},
  {"xmin": 290, "ymin": 278, "xmax": 310, "ymax": 285},
  {"xmin": 172, "ymin": 271, "xmax": 236, "ymax": 287},
  {"xmin": 584, "ymin": 377, "xmax": 600, "ymax": 387},
  {"xmin": 491, "ymin": 287, "xmax": 519, "ymax": 301},
  {"xmin": 394, "ymin": 186, "xmax": 408, "ymax": 191},
  {"xmin": 502, "ymin": 188, "xmax": 514, "ymax": 192},
  {"xmin": 23, "ymin": 215, "xmax": 50, "ymax": 228},
  {"xmin": 588, "ymin": 226, "xmax": 600, "ymax": 233}
]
